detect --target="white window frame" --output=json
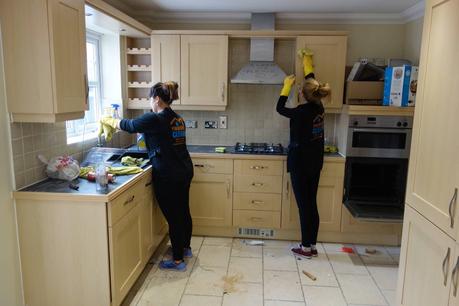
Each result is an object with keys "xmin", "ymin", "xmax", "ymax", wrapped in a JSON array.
[{"xmin": 66, "ymin": 31, "xmax": 104, "ymax": 145}]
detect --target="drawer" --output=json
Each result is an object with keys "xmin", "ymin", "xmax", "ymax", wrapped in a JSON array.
[
  {"xmin": 192, "ymin": 158, "xmax": 233, "ymax": 174},
  {"xmin": 234, "ymin": 160, "xmax": 283, "ymax": 176},
  {"xmin": 108, "ymin": 179, "xmax": 144, "ymax": 226},
  {"xmin": 233, "ymin": 210, "xmax": 281, "ymax": 229},
  {"xmin": 234, "ymin": 175, "xmax": 283, "ymax": 194},
  {"xmin": 233, "ymin": 193, "xmax": 281, "ymax": 211}
]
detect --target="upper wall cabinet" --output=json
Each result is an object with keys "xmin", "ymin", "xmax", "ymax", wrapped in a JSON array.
[
  {"xmin": 150, "ymin": 35, "xmax": 229, "ymax": 111},
  {"xmin": 0, "ymin": 0, "xmax": 87, "ymax": 122},
  {"xmin": 296, "ymin": 36, "xmax": 347, "ymax": 111}
]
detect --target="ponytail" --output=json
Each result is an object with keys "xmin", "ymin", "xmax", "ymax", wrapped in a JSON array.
[{"xmin": 301, "ymin": 78, "xmax": 331, "ymax": 103}]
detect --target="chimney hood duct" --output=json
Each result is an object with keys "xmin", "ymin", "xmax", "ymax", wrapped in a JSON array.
[{"xmin": 230, "ymin": 13, "xmax": 287, "ymax": 85}]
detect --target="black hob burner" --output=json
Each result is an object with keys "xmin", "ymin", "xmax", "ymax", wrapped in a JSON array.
[{"xmin": 234, "ymin": 142, "xmax": 284, "ymax": 155}]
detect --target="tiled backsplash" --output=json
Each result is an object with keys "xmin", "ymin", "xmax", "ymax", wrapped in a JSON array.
[
  {"xmin": 11, "ymin": 122, "xmax": 133, "ymax": 189},
  {"xmin": 178, "ymin": 85, "xmax": 337, "ymax": 146}
]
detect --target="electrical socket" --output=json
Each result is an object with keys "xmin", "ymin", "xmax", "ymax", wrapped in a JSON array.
[
  {"xmin": 204, "ymin": 120, "xmax": 218, "ymax": 129},
  {"xmin": 185, "ymin": 120, "xmax": 197, "ymax": 128},
  {"xmin": 219, "ymin": 116, "xmax": 227, "ymax": 129}
]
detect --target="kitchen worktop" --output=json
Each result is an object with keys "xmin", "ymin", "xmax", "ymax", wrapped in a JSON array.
[{"xmin": 14, "ymin": 145, "xmax": 344, "ymax": 200}]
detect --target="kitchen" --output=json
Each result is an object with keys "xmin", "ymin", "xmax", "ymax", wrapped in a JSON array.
[{"xmin": 0, "ymin": 0, "xmax": 457, "ymax": 306}]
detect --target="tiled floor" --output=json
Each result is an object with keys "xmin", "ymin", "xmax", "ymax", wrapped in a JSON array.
[{"xmin": 123, "ymin": 237, "xmax": 400, "ymax": 306}]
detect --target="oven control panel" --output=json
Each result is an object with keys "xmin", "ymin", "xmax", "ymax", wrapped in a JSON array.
[{"xmin": 349, "ymin": 115, "xmax": 413, "ymax": 129}]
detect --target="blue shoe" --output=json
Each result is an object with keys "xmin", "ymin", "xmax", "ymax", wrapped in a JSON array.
[
  {"xmin": 184, "ymin": 247, "xmax": 193, "ymax": 258},
  {"xmin": 159, "ymin": 259, "xmax": 186, "ymax": 271}
]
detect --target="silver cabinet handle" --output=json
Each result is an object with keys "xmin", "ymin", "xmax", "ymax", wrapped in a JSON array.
[
  {"xmin": 251, "ymin": 182, "xmax": 264, "ymax": 187},
  {"xmin": 251, "ymin": 200, "xmax": 264, "ymax": 205},
  {"xmin": 221, "ymin": 82, "xmax": 225, "ymax": 102},
  {"xmin": 84, "ymin": 73, "xmax": 89, "ymax": 106},
  {"xmin": 194, "ymin": 164, "xmax": 205, "ymax": 168},
  {"xmin": 226, "ymin": 180, "xmax": 231, "ymax": 199},
  {"xmin": 123, "ymin": 195, "xmax": 135, "ymax": 206},
  {"xmin": 449, "ymin": 188, "xmax": 458, "ymax": 228},
  {"xmin": 250, "ymin": 217, "xmax": 263, "ymax": 222},
  {"xmin": 250, "ymin": 165, "xmax": 267, "ymax": 170},
  {"xmin": 452, "ymin": 256, "xmax": 459, "ymax": 297},
  {"xmin": 442, "ymin": 247, "xmax": 451, "ymax": 286}
]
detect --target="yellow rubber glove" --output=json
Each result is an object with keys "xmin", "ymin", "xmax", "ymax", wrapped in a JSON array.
[
  {"xmin": 280, "ymin": 75, "xmax": 296, "ymax": 97},
  {"xmin": 298, "ymin": 48, "xmax": 314, "ymax": 77},
  {"xmin": 99, "ymin": 117, "xmax": 120, "ymax": 142}
]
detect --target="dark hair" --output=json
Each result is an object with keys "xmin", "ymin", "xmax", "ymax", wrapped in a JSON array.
[{"xmin": 149, "ymin": 81, "xmax": 179, "ymax": 105}]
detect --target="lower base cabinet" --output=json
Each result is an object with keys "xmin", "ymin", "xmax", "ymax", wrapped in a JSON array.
[
  {"xmin": 109, "ymin": 203, "xmax": 144, "ymax": 306},
  {"xmin": 281, "ymin": 163, "xmax": 344, "ymax": 232},
  {"xmin": 397, "ymin": 205, "xmax": 459, "ymax": 306}
]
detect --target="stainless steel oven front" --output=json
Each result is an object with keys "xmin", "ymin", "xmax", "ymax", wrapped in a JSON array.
[{"xmin": 346, "ymin": 115, "xmax": 413, "ymax": 159}]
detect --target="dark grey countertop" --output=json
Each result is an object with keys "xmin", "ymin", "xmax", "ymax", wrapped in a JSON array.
[{"xmin": 19, "ymin": 145, "xmax": 342, "ymax": 194}]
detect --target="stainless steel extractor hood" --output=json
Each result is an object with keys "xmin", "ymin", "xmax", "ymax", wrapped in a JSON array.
[{"xmin": 231, "ymin": 13, "xmax": 287, "ymax": 85}]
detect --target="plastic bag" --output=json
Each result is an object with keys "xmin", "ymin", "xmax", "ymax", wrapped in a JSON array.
[{"xmin": 38, "ymin": 155, "xmax": 80, "ymax": 181}]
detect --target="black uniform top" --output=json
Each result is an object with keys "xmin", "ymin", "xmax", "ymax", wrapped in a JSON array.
[
  {"xmin": 120, "ymin": 107, "xmax": 193, "ymax": 181},
  {"xmin": 276, "ymin": 95, "xmax": 325, "ymax": 173}
]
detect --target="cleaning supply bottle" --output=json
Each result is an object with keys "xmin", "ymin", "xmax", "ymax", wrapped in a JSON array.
[
  {"xmin": 137, "ymin": 133, "xmax": 146, "ymax": 150},
  {"xmin": 111, "ymin": 104, "xmax": 120, "ymax": 119}
]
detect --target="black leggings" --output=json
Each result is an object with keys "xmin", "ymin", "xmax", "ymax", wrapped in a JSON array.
[
  {"xmin": 290, "ymin": 169, "xmax": 321, "ymax": 247},
  {"xmin": 153, "ymin": 178, "xmax": 192, "ymax": 261}
]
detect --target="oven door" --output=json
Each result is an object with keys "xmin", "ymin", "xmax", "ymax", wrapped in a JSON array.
[
  {"xmin": 343, "ymin": 157, "xmax": 408, "ymax": 222},
  {"xmin": 347, "ymin": 128, "xmax": 411, "ymax": 158}
]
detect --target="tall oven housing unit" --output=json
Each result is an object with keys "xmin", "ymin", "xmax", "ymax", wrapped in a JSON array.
[{"xmin": 343, "ymin": 115, "xmax": 413, "ymax": 222}]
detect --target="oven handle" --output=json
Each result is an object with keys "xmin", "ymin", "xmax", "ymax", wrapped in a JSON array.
[{"xmin": 351, "ymin": 128, "xmax": 411, "ymax": 134}]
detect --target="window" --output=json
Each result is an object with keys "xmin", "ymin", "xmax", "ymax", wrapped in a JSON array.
[{"xmin": 66, "ymin": 32, "xmax": 103, "ymax": 144}]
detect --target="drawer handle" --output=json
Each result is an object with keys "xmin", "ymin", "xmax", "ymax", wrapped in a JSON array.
[
  {"xmin": 226, "ymin": 180, "xmax": 231, "ymax": 199},
  {"xmin": 194, "ymin": 164, "xmax": 205, "ymax": 168},
  {"xmin": 453, "ymin": 256, "xmax": 459, "ymax": 297},
  {"xmin": 123, "ymin": 195, "xmax": 135, "ymax": 206},
  {"xmin": 449, "ymin": 188, "xmax": 457, "ymax": 228},
  {"xmin": 252, "ymin": 182, "xmax": 264, "ymax": 187},
  {"xmin": 250, "ymin": 165, "xmax": 267, "ymax": 170},
  {"xmin": 251, "ymin": 200, "xmax": 264, "ymax": 205},
  {"xmin": 442, "ymin": 247, "xmax": 451, "ymax": 286},
  {"xmin": 145, "ymin": 181, "xmax": 152, "ymax": 187},
  {"xmin": 286, "ymin": 181, "xmax": 290, "ymax": 200},
  {"xmin": 250, "ymin": 217, "xmax": 264, "ymax": 222}
]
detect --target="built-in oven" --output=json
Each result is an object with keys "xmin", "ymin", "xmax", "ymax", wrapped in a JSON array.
[{"xmin": 344, "ymin": 115, "xmax": 413, "ymax": 222}]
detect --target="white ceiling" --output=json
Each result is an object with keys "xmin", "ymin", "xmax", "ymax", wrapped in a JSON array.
[
  {"xmin": 106, "ymin": 0, "xmax": 425, "ymax": 24},
  {"xmin": 116, "ymin": 0, "xmax": 421, "ymax": 13}
]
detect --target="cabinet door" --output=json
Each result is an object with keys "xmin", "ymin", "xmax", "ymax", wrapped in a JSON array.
[
  {"xmin": 281, "ymin": 174, "xmax": 343, "ymax": 232},
  {"xmin": 189, "ymin": 173, "xmax": 233, "ymax": 227},
  {"xmin": 296, "ymin": 36, "xmax": 347, "ymax": 110},
  {"xmin": 180, "ymin": 35, "xmax": 228, "ymax": 106},
  {"xmin": 141, "ymin": 183, "xmax": 154, "ymax": 264},
  {"xmin": 405, "ymin": 0, "xmax": 459, "ymax": 239},
  {"xmin": 397, "ymin": 205, "xmax": 456, "ymax": 306},
  {"xmin": 49, "ymin": 0, "xmax": 88, "ymax": 114},
  {"xmin": 153, "ymin": 197, "xmax": 168, "ymax": 248},
  {"xmin": 109, "ymin": 203, "xmax": 143, "ymax": 306},
  {"xmin": 151, "ymin": 35, "xmax": 181, "ymax": 103}
]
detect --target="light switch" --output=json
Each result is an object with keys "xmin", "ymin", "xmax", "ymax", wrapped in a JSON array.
[{"xmin": 219, "ymin": 116, "xmax": 227, "ymax": 129}]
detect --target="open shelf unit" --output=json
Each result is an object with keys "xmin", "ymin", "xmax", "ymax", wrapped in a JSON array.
[{"xmin": 125, "ymin": 37, "xmax": 152, "ymax": 109}]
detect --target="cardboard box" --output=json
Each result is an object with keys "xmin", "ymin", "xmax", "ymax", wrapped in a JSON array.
[
  {"xmin": 408, "ymin": 66, "xmax": 419, "ymax": 106},
  {"xmin": 345, "ymin": 81, "xmax": 384, "ymax": 105},
  {"xmin": 383, "ymin": 65, "xmax": 413, "ymax": 107}
]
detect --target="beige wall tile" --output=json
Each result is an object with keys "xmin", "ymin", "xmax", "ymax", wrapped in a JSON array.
[
  {"xmin": 10, "ymin": 123, "xmax": 22, "ymax": 139},
  {"xmin": 11, "ymin": 139, "xmax": 23, "ymax": 157}
]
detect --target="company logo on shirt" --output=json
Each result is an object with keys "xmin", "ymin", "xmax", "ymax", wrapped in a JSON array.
[
  {"xmin": 170, "ymin": 117, "xmax": 186, "ymax": 145},
  {"xmin": 311, "ymin": 114, "xmax": 324, "ymax": 141}
]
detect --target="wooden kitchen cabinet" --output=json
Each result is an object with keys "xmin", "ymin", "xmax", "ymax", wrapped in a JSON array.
[
  {"xmin": 151, "ymin": 35, "xmax": 181, "ymax": 103},
  {"xmin": 281, "ymin": 162, "xmax": 344, "ymax": 232},
  {"xmin": 140, "ymin": 177, "xmax": 154, "ymax": 264},
  {"xmin": 450, "ymin": 242, "xmax": 459, "ymax": 305},
  {"xmin": 189, "ymin": 173, "xmax": 233, "ymax": 227},
  {"xmin": 295, "ymin": 36, "xmax": 347, "ymax": 111},
  {"xmin": 109, "ymin": 202, "xmax": 143, "ymax": 306},
  {"xmin": 180, "ymin": 35, "xmax": 228, "ymax": 107},
  {"xmin": 149, "ymin": 34, "xmax": 229, "ymax": 110},
  {"xmin": 404, "ymin": 0, "xmax": 459, "ymax": 240},
  {"xmin": 0, "ymin": 0, "xmax": 87, "ymax": 122},
  {"xmin": 396, "ymin": 205, "xmax": 457, "ymax": 306}
]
